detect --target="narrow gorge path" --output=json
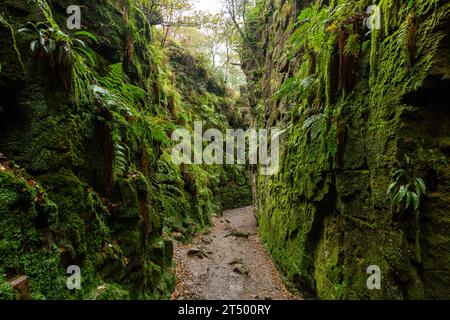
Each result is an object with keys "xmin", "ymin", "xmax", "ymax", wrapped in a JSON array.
[{"xmin": 172, "ymin": 206, "xmax": 300, "ymax": 300}]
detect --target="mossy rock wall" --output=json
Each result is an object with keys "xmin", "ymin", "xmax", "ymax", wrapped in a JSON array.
[
  {"xmin": 0, "ymin": 0, "xmax": 249, "ymax": 299},
  {"xmin": 243, "ymin": 0, "xmax": 450, "ymax": 299}
]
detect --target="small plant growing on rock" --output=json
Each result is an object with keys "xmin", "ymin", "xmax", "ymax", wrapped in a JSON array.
[
  {"xmin": 387, "ymin": 168, "xmax": 426, "ymax": 213},
  {"xmin": 18, "ymin": 21, "xmax": 98, "ymax": 108},
  {"xmin": 387, "ymin": 157, "xmax": 426, "ymax": 263},
  {"xmin": 387, "ymin": 155, "xmax": 426, "ymax": 213},
  {"xmin": 18, "ymin": 22, "xmax": 97, "ymax": 87}
]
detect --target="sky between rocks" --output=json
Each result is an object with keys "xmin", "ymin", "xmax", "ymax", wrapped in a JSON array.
[{"xmin": 194, "ymin": 0, "xmax": 223, "ymax": 14}]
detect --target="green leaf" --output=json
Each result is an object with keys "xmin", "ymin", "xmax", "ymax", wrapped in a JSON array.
[
  {"xmin": 273, "ymin": 77, "xmax": 299, "ymax": 101},
  {"xmin": 398, "ymin": 185, "xmax": 407, "ymax": 203},
  {"xmin": 387, "ymin": 182, "xmax": 398, "ymax": 195},
  {"xmin": 415, "ymin": 177, "xmax": 426, "ymax": 195},
  {"xmin": 405, "ymin": 192, "xmax": 412, "ymax": 210},
  {"xmin": 392, "ymin": 192, "xmax": 400, "ymax": 204},
  {"xmin": 344, "ymin": 34, "xmax": 361, "ymax": 57},
  {"xmin": 411, "ymin": 192, "xmax": 420, "ymax": 210},
  {"xmin": 74, "ymin": 46, "xmax": 96, "ymax": 67},
  {"xmin": 35, "ymin": 22, "xmax": 47, "ymax": 30},
  {"xmin": 72, "ymin": 38, "xmax": 87, "ymax": 49},
  {"xmin": 393, "ymin": 169, "xmax": 407, "ymax": 182},
  {"xmin": 26, "ymin": 21, "xmax": 39, "ymax": 31},
  {"xmin": 327, "ymin": 127, "xmax": 338, "ymax": 157},
  {"xmin": 48, "ymin": 38, "xmax": 56, "ymax": 53},
  {"xmin": 17, "ymin": 27, "xmax": 32, "ymax": 34},
  {"xmin": 30, "ymin": 40, "xmax": 39, "ymax": 52},
  {"xmin": 302, "ymin": 113, "xmax": 326, "ymax": 140},
  {"xmin": 74, "ymin": 31, "xmax": 98, "ymax": 44}
]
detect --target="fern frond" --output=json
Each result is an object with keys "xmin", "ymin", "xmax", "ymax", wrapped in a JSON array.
[
  {"xmin": 274, "ymin": 77, "xmax": 300, "ymax": 101},
  {"xmin": 112, "ymin": 131, "xmax": 128, "ymax": 181},
  {"xmin": 302, "ymin": 113, "xmax": 326, "ymax": 141}
]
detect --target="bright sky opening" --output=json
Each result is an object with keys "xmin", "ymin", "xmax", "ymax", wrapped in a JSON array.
[{"xmin": 193, "ymin": 0, "xmax": 223, "ymax": 14}]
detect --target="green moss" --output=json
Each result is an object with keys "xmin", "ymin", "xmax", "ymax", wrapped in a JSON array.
[
  {"xmin": 0, "ymin": 274, "xmax": 15, "ymax": 300},
  {"xmin": 89, "ymin": 283, "xmax": 130, "ymax": 300},
  {"xmin": 0, "ymin": 171, "xmax": 66, "ymax": 299},
  {"xmin": 243, "ymin": 0, "xmax": 450, "ymax": 300},
  {"xmin": 0, "ymin": 0, "xmax": 250, "ymax": 300}
]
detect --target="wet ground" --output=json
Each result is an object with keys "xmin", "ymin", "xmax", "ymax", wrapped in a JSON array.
[{"xmin": 172, "ymin": 206, "xmax": 300, "ymax": 300}]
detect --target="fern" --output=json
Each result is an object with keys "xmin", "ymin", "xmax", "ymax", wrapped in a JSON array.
[
  {"xmin": 302, "ymin": 113, "xmax": 326, "ymax": 141},
  {"xmin": 135, "ymin": 115, "xmax": 172, "ymax": 146},
  {"xmin": 326, "ymin": 124, "xmax": 338, "ymax": 157},
  {"xmin": 95, "ymin": 62, "xmax": 172, "ymax": 151},
  {"xmin": 154, "ymin": 153, "xmax": 190, "ymax": 218},
  {"xmin": 274, "ymin": 75, "xmax": 318, "ymax": 101},
  {"xmin": 274, "ymin": 77, "xmax": 299, "ymax": 101},
  {"xmin": 72, "ymin": 57, "xmax": 95, "ymax": 108},
  {"xmin": 99, "ymin": 63, "xmax": 146, "ymax": 106},
  {"xmin": 290, "ymin": 4, "xmax": 330, "ymax": 53},
  {"xmin": 397, "ymin": 13, "xmax": 417, "ymax": 70},
  {"xmin": 344, "ymin": 34, "xmax": 361, "ymax": 57},
  {"xmin": 103, "ymin": 63, "xmax": 124, "ymax": 88},
  {"xmin": 112, "ymin": 131, "xmax": 128, "ymax": 181},
  {"xmin": 18, "ymin": 20, "xmax": 97, "ymax": 109}
]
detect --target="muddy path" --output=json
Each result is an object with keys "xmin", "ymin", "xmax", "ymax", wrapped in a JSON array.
[{"xmin": 172, "ymin": 206, "xmax": 300, "ymax": 300}]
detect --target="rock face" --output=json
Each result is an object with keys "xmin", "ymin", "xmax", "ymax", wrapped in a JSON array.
[
  {"xmin": 242, "ymin": 0, "xmax": 450, "ymax": 299},
  {"xmin": 0, "ymin": 0, "xmax": 249, "ymax": 299}
]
